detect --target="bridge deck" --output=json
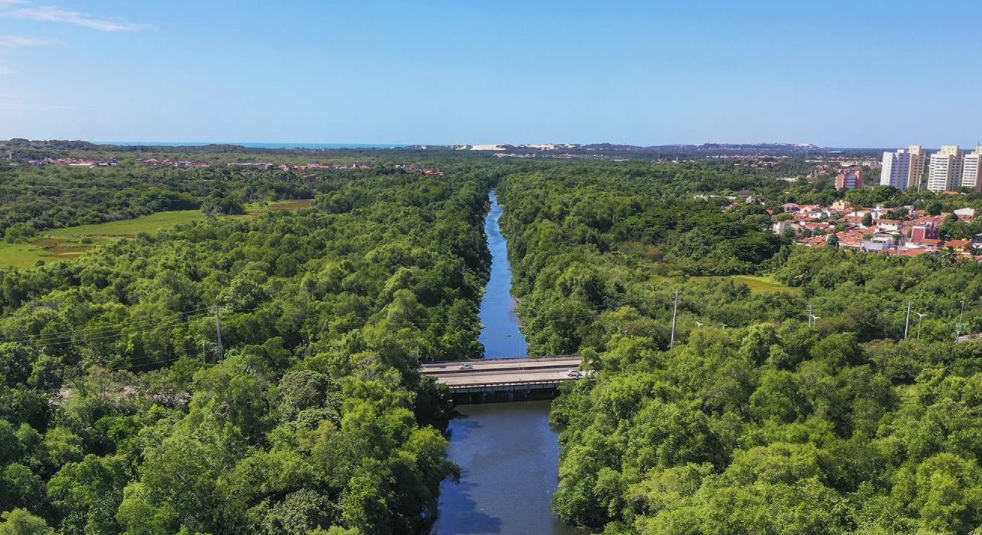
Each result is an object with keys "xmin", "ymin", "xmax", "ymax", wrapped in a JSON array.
[{"xmin": 420, "ymin": 356, "xmax": 584, "ymax": 392}]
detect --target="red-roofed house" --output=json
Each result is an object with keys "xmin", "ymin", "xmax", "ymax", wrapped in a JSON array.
[{"xmin": 911, "ymin": 223, "xmax": 940, "ymax": 244}]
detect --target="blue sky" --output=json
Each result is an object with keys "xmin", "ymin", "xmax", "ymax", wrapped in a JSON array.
[{"xmin": 1, "ymin": 0, "xmax": 981, "ymax": 147}]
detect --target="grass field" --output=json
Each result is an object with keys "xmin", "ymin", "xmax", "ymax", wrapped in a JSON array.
[
  {"xmin": 0, "ymin": 199, "xmax": 315, "ymax": 268},
  {"xmin": 689, "ymin": 275, "xmax": 799, "ymax": 295},
  {"xmin": 260, "ymin": 199, "xmax": 314, "ymax": 212},
  {"xmin": 47, "ymin": 210, "xmax": 209, "ymax": 239},
  {"xmin": 238, "ymin": 198, "xmax": 315, "ymax": 219}
]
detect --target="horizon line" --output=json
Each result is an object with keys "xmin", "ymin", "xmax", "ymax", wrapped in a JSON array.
[{"xmin": 3, "ymin": 138, "xmax": 972, "ymax": 151}]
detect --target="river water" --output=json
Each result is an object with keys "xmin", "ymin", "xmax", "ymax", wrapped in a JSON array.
[
  {"xmin": 433, "ymin": 191, "xmax": 578, "ymax": 535},
  {"xmin": 478, "ymin": 190, "xmax": 528, "ymax": 359}
]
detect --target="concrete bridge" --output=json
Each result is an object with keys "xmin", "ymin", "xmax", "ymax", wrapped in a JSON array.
[{"xmin": 420, "ymin": 356, "xmax": 584, "ymax": 404}]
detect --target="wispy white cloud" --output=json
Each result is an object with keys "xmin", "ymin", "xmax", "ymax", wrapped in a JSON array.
[
  {"xmin": 0, "ymin": 2, "xmax": 147, "ymax": 32},
  {"xmin": 0, "ymin": 34, "xmax": 62, "ymax": 47},
  {"xmin": 0, "ymin": 66, "xmax": 15, "ymax": 75},
  {"xmin": 0, "ymin": 92, "xmax": 78, "ymax": 110}
]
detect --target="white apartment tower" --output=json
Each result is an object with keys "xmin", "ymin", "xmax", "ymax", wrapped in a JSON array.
[
  {"xmin": 927, "ymin": 145, "xmax": 964, "ymax": 192},
  {"xmin": 907, "ymin": 145, "xmax": 926, "ymax": 190},
  {"xmin": 879, "ymin": 145, "xmax": 926, "ymax": 191},
  {"xmin": 962, "ymin": 146, "xmax": 982, "ymax": 191},
  {"xmin": 880, "ymin": 149, "xmax": 911, "ymax": 189}
]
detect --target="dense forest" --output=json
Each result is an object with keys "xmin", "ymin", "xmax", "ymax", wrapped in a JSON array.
[
  {"xmin": 496, "ymin": 170, "xmax": 982, "ymax": 534},
  {"xmin": 0, "ymin": 162, "xmax": 369, "ymax": 239},
  {"xmin": 497, "ymin": 168, "xmax": 784, "ymax": 353},
  {"xmin": 0, "ymin": 169, "xmax": 493, "ymax": 534},
  {"xmin": 3, "ymin": 144, "xmax": 982, "ymax": 534}
]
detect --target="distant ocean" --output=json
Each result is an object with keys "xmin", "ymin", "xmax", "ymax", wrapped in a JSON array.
[{"xmin": 96, "ymin": 141, "xmax": 410, "ymax": 149}]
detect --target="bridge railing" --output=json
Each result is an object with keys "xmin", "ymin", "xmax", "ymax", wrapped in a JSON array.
[
  {"xmin": 419, "ymin": 354, "xmax": 582, "ymax": 366},
  {"xmin": 445, "ymin": 378, "xmax": 575, "ymax": 393}
]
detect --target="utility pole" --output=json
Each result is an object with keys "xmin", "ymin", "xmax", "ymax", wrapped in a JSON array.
[
  {"xmin": 904, "ymin": 302, "xmax": 912, "ymax": 340},
  {"xmin": 670, "ymin": 290, "xmax": 680, "ymax": 348},
  {"xmin": 806, "ymin": 304, "xmax": 820, "ymax": 328},
  {"xmin": 214, "ymin": 306, "xmax": 224, "ymax": 361},
  {"xmin": 957, "ymin": 299, "xmax": 966, "ymax": 341}
]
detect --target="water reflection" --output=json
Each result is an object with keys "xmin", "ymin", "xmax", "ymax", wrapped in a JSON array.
[
  {"xmin": 479, "ymin": 190, "xmax": 528, "ymax": 359},
  {"xmin": 435, "ymin": 402, "xmax": 579, "ymax": 535},
  {"xmin": 433, "ymin": 191, "xmax": 578, "ymax": 535}
]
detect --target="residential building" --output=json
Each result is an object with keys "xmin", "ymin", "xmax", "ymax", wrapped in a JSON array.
[
  {"xmin": 836, "ymin": 166, "xmax": 863, "ymax": 190},
  {"xmin": 961, "ymin": 147, "xmax": 982, "ymax": 191},
  {"xmin": 911, "ymin": 223, "xmax": 940, "ymax": 243},
  {"xmin": 954, "ymin": 207, "xmax": 976, "ymax": 220},
  {"xmin": 773, "ymin": 220, "xmax": 796, "ymax": 235},
  {"xmin": 880, "ymin": 149, "xmax": 911, "ymax": 189},
  {"xmin": 947, "ymin": 239, "xmax": 972, "ymax": 251},
  {"xmin": 907, "ymin": 145, "xmax": 927, "ymax": 190},
  {"xmin": 927, "ymin": 145, "xmax": 964, "ymax": 192},
  {"xmin": 875, "ymin": 219, "xmax": 903, "ymax": 234},
  {"xmin": 862, "ymin": 233, "xmax": 900, "ymax": 252},
  {"xmin": 880, "ymin": 145, "xmax": 926, "ymax": 190}
]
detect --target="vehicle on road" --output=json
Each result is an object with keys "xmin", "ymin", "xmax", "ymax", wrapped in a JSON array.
[
  {"xmin": 459, "ymin": 363, "xmax": 474, "ymax": 370},
  {"xmin": 566, "ymin": 369, "xmax": 581, "ymax": 377}
]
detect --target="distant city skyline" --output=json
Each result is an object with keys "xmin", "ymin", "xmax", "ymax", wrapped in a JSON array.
[
  {"xmin": 2, "ymin": 0, "xmax": 981, "ymax": 146},
  {"xmin": 80, "ymin": 141, "xmax": 982, "ymax": 150}
]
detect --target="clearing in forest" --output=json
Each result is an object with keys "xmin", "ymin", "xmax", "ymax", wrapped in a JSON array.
[
  {"xmin": 0, "ymin": 199, "xmax": 314, "ymax": 268},
  {"xmin": 689, "ymin": 275, "xmax": 800, "ymax": 294}
]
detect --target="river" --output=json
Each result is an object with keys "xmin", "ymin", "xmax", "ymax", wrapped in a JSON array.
[{"xmin": 433, "ymin": 191, "xmax": 579, "ymax": 535}]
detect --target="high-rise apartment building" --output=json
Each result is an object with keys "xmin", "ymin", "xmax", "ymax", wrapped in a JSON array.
[
  {"xmin": 880, "ymin": 149, "xmax": 911, "ymax": 189},
  {"xmin": 907, "ymin": 145, "xmax": 926, "ymax": 190},
  {"xmin": 962, "ymin": 146, "xmax": 982, "ymax": 191},
  {"xmin": 927, "ymin": 145, "xmax": 964, "ymax": 192},
  {"xmin": 879, "ymin": 145, "xmax": 926, "ymax": 191}
]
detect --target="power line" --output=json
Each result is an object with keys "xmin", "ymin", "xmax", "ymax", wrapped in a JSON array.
[
  {"xmin": 214, "ymin": 306, "xmax": 224, "ymax": 362},
  {"xmin": 2, "ymin": 293, "xmax": 550, "ymax": 374},
  {"xmin": 669, "ymin": 289, "xmax": 680, "ymax": 348},
  {"xmin": 0, "ymin": 305, "xmax": 216, "ymax": 345},
  {"xmin": 0, "ymin": 297, "xmax": 488, "ymax": 347},
  {"xmin": 0, "ymin": 311, "xmax": 212, "ymax": 349},
  {"xmin": 904, "ymin": 302, "xmax": 912, "ymax": 340}
]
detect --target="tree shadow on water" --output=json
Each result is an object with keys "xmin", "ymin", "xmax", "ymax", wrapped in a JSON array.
[
  {"xmin": 446, "ymin": 412, "xmax": 482, "ymax": 443},
  {"xmin": 433, "ymin": 477, "xmax": 503, "ymax": 535}
]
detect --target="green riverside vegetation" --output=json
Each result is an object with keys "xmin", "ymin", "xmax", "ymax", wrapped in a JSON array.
[
  {"xmin": 0, "ymin": 166, "xmax": 492, "ymax": 534},
  {"xmin": 2, "ymin": 144, "xmax": 982, "ymax": 534},
  {"xmin": 496, "ymin": 168, "xmax": 982, "ymax": 535}
]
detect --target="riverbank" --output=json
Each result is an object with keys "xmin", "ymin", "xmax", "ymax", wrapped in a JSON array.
[{"xmin": 434, "ymin": 190, "xmax": 576, "ymax": 535}]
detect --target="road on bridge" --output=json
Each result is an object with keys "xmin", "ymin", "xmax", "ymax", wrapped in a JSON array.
[{"xmin": 420, "ymin": 356, "xmax": 584, "ymax": 390}]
